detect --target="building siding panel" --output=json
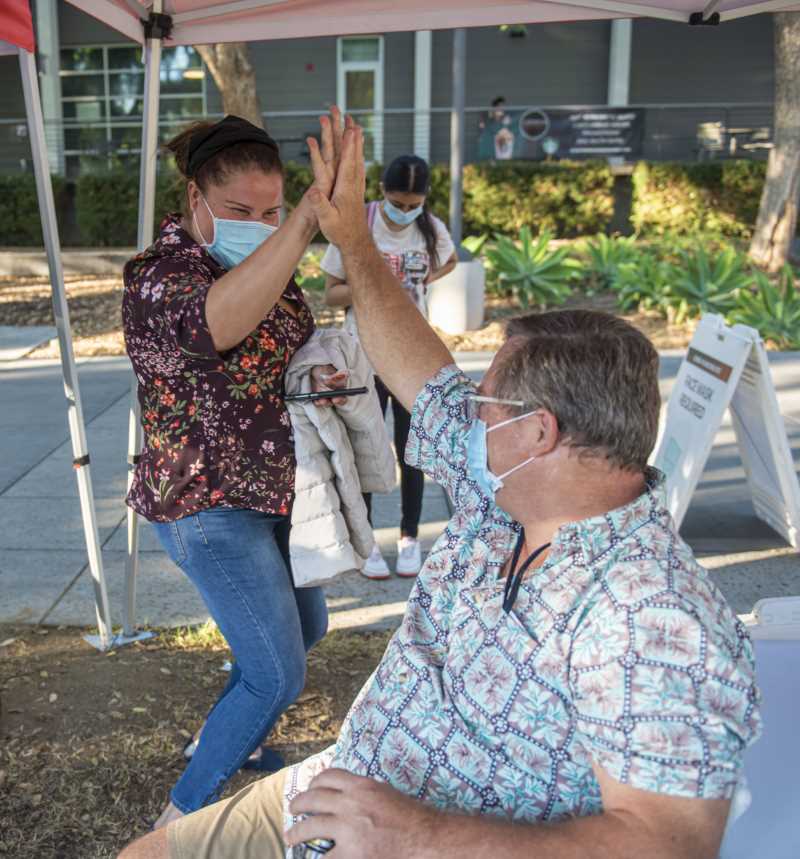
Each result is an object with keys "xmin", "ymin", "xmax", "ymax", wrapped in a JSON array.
[
  {"xmin": 630, "ymin": 15, "xmax": 773, "ymax": 104},
  {"xmin": 57, "ymin": 2, "xmax": 130, "ymax": 45}
]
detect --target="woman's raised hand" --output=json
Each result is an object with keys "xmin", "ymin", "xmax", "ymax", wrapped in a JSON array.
[
  {"xmin": 308, "ymin": 124, "xmax": 369, "ymax": 253},
  {"xmin": 307, "ymin": 106, "xmax": 353, "ymax": 199}
]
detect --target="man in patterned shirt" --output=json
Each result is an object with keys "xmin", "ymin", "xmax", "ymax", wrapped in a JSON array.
[{"xmin": 122, "ymin": 127, "xmax": 761, "ymax": 859}]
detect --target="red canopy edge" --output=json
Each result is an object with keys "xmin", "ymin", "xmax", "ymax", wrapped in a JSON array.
[{"xmin": 0, "ymin": 0, "xmax": 34, "ymax": 53}]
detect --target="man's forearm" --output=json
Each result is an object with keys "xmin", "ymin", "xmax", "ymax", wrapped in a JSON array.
[
  {"xmin": 422, "ymin": 807, "xmax": 703, "ymax": 859},
  {"xmin": 343, "ymin": 236, "xmax": 452, "ymax": 412}
]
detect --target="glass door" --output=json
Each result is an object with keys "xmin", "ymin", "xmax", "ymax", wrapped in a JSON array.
[{"xmin": 337, "ymin": 37, "xmax": 383, "ymax": 163}]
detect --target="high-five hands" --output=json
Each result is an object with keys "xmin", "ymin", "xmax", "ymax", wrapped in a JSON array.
[
  {"xmin": 306, "ymin": 106, "xmax": 353, "ymax": 200},
  {"xmin": 307, "ymin": 121, "xmax": 370, "ymax": 253}
]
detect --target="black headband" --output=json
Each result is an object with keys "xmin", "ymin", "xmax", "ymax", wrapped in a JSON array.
[{"xmin": 186, "ymin": 115, "xmax": 279, "ymax": 178}]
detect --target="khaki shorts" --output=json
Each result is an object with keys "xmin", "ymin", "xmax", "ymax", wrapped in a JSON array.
[{"xmin": 168, "ymin": 769, "xmax": 287, "ymax": 859}]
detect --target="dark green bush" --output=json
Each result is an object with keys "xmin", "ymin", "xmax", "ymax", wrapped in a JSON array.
[
  {"xmin": 0, "ymin": 158, "xmax": 770, "ymax": 248},
  {"xmin": 461, "ymin": 160, "xmax": 615, "ymax": 238},
  {"xmin": 0, "ymin": 173, "xmax": 67, "ymax": 246},
  {"xmin": 631, "ymin": 160, "xmax": 766, "ymax": 239},
  {"xmin": 75, "ymin": 168, "xmax": 182, "ymax": 246},
  {"xmin": 282, "ymin": 161, "xmax": 314, "ymax": 210}
]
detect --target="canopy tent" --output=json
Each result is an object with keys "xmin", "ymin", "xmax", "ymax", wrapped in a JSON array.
[
  {"xmin": 61, "ymin": 0, "xmax": 800, "ymax": 39},
  {"xmin": 4, "ymin": 0, "xmax": 799, "ymax": 648}
]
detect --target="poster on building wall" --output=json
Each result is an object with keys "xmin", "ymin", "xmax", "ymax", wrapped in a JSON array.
[
  {"xmin": 477, "ymin": 109, "xmax": 523, "ymax": 160},
  {"xmin": 652, "ymin": 314, "xmax": 800, "ymax": 548},
  {"xmin": 477, "ymin": 107, "xmax": 644, "ymax": 161}
]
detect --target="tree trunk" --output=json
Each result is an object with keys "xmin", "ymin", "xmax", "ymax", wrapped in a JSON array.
[
  {"xmin": 749, "ymin": 13, "xmax": 800, "ymax": 272},
  {"xmin": 195, "ymin": 43, "xmax": 264, "ymax": 129}
]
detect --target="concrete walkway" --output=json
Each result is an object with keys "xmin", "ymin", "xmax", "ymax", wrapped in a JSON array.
[{"xmin": 1, "ymin": 350, "xmax": 799, "ymax": 634}]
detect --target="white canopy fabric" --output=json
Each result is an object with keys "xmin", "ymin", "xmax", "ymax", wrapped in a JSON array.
[
  {"xmin": 3, "ymin": 0, "xmax": 799, "ymax": 647},
  {"xmin": 64, "ymin": 0, "xmax": 800, "ymax": 45}
]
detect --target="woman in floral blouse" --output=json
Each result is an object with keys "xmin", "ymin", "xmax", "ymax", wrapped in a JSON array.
[{"xmin": 122, "ymin": 110, "xmax": 348, "ymax": 829}]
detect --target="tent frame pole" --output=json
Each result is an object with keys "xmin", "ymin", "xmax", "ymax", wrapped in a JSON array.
[
  {"xmin": 449, "ymin": 28, "xmax": 466, "ymax": 251},
  {"xmin": 19, "ymin": 47, "xmax": 113, "ymax": 651},
  {"xmin": 122, "ymin": 5, "xmax": 165, "ymax": 640}
]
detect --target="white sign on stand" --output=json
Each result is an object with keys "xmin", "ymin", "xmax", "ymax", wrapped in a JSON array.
[{"xmin": 653, "ymin": 314, "xmax": 800, "ymax": 549}]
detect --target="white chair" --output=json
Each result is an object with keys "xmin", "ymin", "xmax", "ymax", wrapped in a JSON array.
[{"xmin": 719, "ymin": 597, "xmax": 800, "ymax": 859}]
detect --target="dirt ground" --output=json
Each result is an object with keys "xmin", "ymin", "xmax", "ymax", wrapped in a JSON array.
[
  {"xmin": 0, "ymin": 273, "xmax": 696, "ymax": 360},
  {"xmin": 0, "ymin": 623, "xmax": 392, "ymax": 859}
]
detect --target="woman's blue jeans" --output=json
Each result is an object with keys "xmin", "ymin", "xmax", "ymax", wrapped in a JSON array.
[{"xmin": 152, "ymin": 507, "xmax": 328, "ymax": 813}]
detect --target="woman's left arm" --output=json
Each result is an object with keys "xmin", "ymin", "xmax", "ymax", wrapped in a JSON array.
[{"xmin": 427, "ymin": 252, "xmax": 457, "ymax": 284}]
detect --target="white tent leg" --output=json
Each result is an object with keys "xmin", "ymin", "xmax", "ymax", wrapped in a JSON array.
[
  {"xmin": 19, "ymin": 48, "xmax": 114, "ymax": 650},
  {"xmin": 123, "ymin": 9, "xmax": 163, "ymax": 639}
]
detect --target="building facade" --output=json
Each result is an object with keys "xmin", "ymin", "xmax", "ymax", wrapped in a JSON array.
[{"xmin": 0, "ymin": 1, "xmax": 775, "ymax": 175}]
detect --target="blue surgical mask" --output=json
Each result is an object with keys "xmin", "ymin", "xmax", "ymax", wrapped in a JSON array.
[
  {"xmin": 383, "ymin": 199, "xmax": 424, "ymax": 227},
  {"xmin": 194, "ymin": 194, "xmax": 277, "ymax": 269},
  {"xmin": 466, "ymin": 412, "xmax": 537, "ymax": 502}
]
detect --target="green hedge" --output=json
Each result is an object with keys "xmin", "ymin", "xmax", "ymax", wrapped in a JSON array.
[
  {"xmin": 366, "ymin": 161, "xmax": 613, "ymax": 238},
  {"xmin": 0, "ymin": 159, "xmax": 769, "ymax": 247},
  {"xmin": 631, "ymin": 160, "xmax": 766, "ymax": 239},
  {"xmin": 75, "ymin": 169, "xmax": 183, "ymax": 246},
  {"xmin": 249, "ymin": 160, "xmax": 614, "ymax": 240},
  {"xmin": 0, "ymin": 173, "xmax": 67, "ymax": 246},
  {"xmin": 460, "ymin": 161, "xmax": 615, "ymax": 238}
]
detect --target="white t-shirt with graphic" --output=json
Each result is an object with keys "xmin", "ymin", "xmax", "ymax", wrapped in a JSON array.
[{"xmin": 320, "ymin": 204, "xmax": 456, "ymax": 322}]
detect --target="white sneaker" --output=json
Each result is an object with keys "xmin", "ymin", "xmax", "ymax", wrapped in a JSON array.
[
  {"xmin": 396, "ymin": 537, "xmax": 422, "ymax": 577},
  {"xmin": 362, "ymin": 542, "xmax": 390, "ymax": 580}
]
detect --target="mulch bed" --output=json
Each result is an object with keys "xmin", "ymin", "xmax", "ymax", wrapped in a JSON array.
[{"xmin": 0, "ymin": 624, "xmax": 391, "ymax": 859}]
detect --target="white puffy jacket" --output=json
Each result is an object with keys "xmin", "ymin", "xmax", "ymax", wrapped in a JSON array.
[{"xmin": 285, "ymin": 328, "xmax": 396, "ymax": 587}]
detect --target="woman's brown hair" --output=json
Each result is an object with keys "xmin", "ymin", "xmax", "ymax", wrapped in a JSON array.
[{"xmin": 163, "ymin": 119, "xmax": 283, "ymax": 217}]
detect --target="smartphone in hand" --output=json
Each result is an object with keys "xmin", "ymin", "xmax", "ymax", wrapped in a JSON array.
[{"xmin": 284, "ymin": 386, "xmax": 368, "ymax": 404}]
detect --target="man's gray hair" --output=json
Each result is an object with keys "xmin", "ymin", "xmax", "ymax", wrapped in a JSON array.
[{"xmin": 494, "ymin": 310, "xmax": 661, "ymax": 472}]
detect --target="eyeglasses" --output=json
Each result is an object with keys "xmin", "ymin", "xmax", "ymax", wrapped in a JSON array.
[{"xmin": 466, "ymin": 394, "xmax": 526, "ymax": 422}]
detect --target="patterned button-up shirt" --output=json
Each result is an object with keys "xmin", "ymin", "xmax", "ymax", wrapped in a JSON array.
[{"xmin": 285, "ymin": 364, "xmax": 761, "ymax": 842}]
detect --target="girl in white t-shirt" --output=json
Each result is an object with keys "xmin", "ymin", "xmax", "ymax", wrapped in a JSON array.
[{"xmin": 321, "ymin": 155, "xmax": 457, "ymax": 579}]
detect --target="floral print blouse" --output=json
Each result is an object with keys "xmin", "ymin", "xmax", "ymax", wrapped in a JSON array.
[{"xmin": 122, "ymin": 213, "xmax": 314, "ymax": 523}]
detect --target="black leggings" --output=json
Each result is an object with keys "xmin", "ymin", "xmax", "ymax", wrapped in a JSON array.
[{"xmin": 363, "ymin": 377, "xmax": 424, "ymax": 539}]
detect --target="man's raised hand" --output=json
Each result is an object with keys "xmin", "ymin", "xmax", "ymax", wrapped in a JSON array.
[
  {"xmin": 306, "ymin": 105, "xmax": 346, "ymax": 200},
  {"xmin": 308, "ymin": 124, "xmax": 370, "ymax": 253}
]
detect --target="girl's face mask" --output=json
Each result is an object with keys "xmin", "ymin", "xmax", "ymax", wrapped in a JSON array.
[
  {"xmin": 466, "ymin": 395, "xmax": 538, "ymax": 502},
  {"xmin": 383, "ymin": 198, "xmax": 424, "ymax": 227},
  {"xmin": 193, "ymin": 194, "xmax": 277, "ymax": 269}
]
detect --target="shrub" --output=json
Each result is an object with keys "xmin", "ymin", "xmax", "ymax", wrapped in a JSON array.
[
  {"xmin": 0, "ymin": 158, "xmax": 767, "ymax": 248},
  {"xmin": 578, "ymin": 233, "xmax": 641, "ymax": 293},
  {"xmin": 358, "ymin": 160, "xmax": 613, "ymax": 239},
  {"xmin": 631, "ymin": 161, "xmax": 766, "ymax": 239},
  {"xmin": 483, "ymin": 227, "xmax": 580, "ymax": 309},
  {"xmin": 0, "ymin": 173, "xmax": 67, "ymax": 246},
  {"xmin": 729, "ymin": 265, "xmax": 800, "ymax": 349},
  {"xmin": 282, "ymin": 161, "xmax": 314, "ymax": 210},
  {"xmin": 665, "ymin": 246, "xmax": 752, "ymax": 324},
  {"xmin": 613, "ymin": 253, "xmax": 673, "ymax": 314},
  {"xmin": 75, "ymin": 168, "xmax": 182, "ymax": 246},
  {"xmin": 460, "ymin": 161, "xmax": 614, "ymax": 238},
  {"xmin": 295, "ymin": 249, "xmax": 326, "ymax": 292}
]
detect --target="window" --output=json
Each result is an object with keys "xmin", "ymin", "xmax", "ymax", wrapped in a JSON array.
[
  {"xmin": 59, "ymin": 44, "xmax": 206, "ymax": 176},
  {"xmin": 337, "ymin": 36, "xmax": 383, "ymax": 163}
]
